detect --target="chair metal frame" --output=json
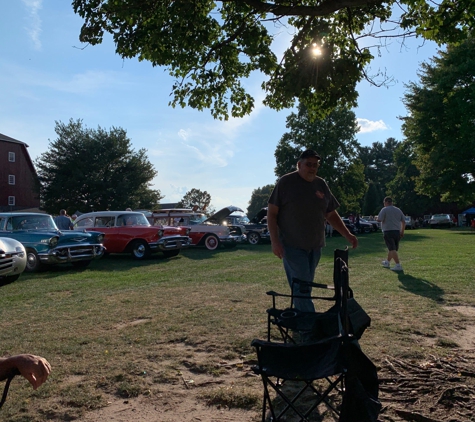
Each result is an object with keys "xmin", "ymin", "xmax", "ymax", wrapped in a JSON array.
[
  {"xmin": 252, "ymin": 249, "xmax": 352, "ymax": 421},
  {"xmin": 266, "ymin": 249, "xmax": 351, "ymax": 344},
  {"xmin": 252, "ymin": 337, "xmax": 346, "ymax": 422}
]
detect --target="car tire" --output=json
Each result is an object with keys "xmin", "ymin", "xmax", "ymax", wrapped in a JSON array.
[
  {"xmin": 163, "ymin": 249, "xmax": 180, "ymax": 258},
  {"xmin": 247, "ymin": 232, "xmax": 261, "ymax": 245},
  {"xmin": 25, "ymin": 249, "xmax": 43, "ymax": 272},
  {"xmin": 130, "ymin": 240, "xmax": 151, "ymax": 260},
  {"xmin": 72, "ymin": 260, "xmax": 92, "ymax": 269},
  {"xmin": 204, "ymin": 234, "xmax": 220, "ymax": 251}
]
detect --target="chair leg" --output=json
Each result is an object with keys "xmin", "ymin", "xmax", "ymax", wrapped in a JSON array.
[
  {"xmin": 264, "ymin": 377, "xmax": 314, "ymax": 422},
  {"xmin": 305, "ymin": 374, "xmax": 344, "ymax": 417}
]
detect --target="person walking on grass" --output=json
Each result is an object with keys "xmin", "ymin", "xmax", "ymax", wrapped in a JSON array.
[{"xmin": 377, "ymin": 197, "xmax": 405, "ymax": 272}]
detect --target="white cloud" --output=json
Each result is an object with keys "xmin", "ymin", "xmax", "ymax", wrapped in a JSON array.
[
  {"xmin": 22, "ymin": 0, "xmax": 43, "ymax": 51},
  {"xmin": 357, "ymin": 118, "xmax": 389, "ymax": 133},
  {"xmin": 178, "ymin": 129, "xmax": 190, "ymax": 141}
]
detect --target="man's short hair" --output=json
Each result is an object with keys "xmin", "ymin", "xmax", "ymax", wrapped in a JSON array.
[
  {"xmin": 383, "ymin": 197, "xmax": 393, "ymax": 204},
  {"xmin": 60, "ymin": 209, "xmax": 67, "ymax": 215},
  {"xmin": 299, "ymin": 149, "xmax": 321, "ymax": 161}
]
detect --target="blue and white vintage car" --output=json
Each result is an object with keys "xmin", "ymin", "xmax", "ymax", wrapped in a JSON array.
[
  {"xmin": 0, "ymin": 213, "xmax": 105, "ymax": 272},
  {"xmin": 0, "ymin": 237, "xmax": 27, "ymax": 284}
]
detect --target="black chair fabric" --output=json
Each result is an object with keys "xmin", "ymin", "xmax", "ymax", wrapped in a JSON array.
[{"xmin": 253, "ymin": 249, "xmax": 380, "ymax": 422}]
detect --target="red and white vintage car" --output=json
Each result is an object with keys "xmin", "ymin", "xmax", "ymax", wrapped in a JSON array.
[
  {"xmin": 146, "ymin": 206, "xmax": 247, "ymax": 251},
  {"xmin": 74, "ymin": 211, "xmax": 191, "ymax": 259}
]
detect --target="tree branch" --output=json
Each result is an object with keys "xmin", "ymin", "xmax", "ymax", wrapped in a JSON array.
[{"xmin": 221, "ymin": 0, "xmax": 383, "ymax": 17}]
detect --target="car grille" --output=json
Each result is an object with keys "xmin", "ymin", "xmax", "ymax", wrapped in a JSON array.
[
  {"xmin": 0, "ymin": 253, "xmax": 14, "ymax": 273},
  {"xmin": 55, "ymin": 245, "xmax": 98, "ymax": 259}
]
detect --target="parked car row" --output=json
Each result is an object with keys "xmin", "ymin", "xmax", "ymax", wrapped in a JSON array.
[
  {"xmin": 7, "ymin": 205, "xmax": 439, "ymax": 283},
  {"xmin": 0, "ymin": 206, "xmax": 252, "ymax": 281}
]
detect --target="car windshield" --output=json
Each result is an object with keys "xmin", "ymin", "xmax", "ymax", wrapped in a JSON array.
[
  {"xmin": 117, "ymin": 213, "xmax": 150, "ymax": 226},
  {"xmin": 9, "ymin": 215, "xmax": 57, "ymax": 231},
  {"xmin": 405, "ymin": 217, "xmax": 411, "ymax": 222},
  {"xmin": 189, "ymin": 215, "xmax": 207, "ymax": 225}
]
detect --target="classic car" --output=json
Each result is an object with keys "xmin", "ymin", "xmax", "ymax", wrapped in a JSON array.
[
  {"xmin": 227, "ymin": 208, "xmax": 270, "ymax": 245},
  {"xmin": 0, "ymin": 237, "xmax": 27, "ymax": 284},
  {"xmin": 429, "ymin": 214, "xmax": 454, "ymax": 228},
  {"xmin": 74, "ymin": 211, "xmax": 191, "ymax": 259},
  {"xmin": 359, "ymin": 218, "xmax": 379, "ymax": 232},
  {"xmin": 0, "ymin": 212, "xmax": 105, "ymax": 272},
  {"xmin": 147, "ymin": 206, "xmax": 247, "ymax": 250},
  {"xmin": 338, "ymin": 218, "xmax": 358, "ymax": 236}
]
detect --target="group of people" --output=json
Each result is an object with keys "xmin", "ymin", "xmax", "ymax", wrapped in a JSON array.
[
  {"xmin": 53, "ymin": 209, "xmax": 77, "ymax": 231},
  {"xmin": 267, "ymin": 149, "xmax": 405, "ymax": 312}
]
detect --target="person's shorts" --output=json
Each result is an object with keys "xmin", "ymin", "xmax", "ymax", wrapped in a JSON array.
[{"xmin": 383, "ymin": 230, "xmax": 401, "ymax": 251}]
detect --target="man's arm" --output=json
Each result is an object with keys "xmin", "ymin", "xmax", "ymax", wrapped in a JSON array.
[
  {"xmin": 400, "ymin": 214, "xmax": 406, "ymax": 238},
  {"xmin": 326, "ymin": 210, "xmax": 358, "ymax": 249},
  {"xmin": 267, "ymin": 204, "xmax": 284, "ymax": 259},
  {"xmin": 0, "ymin": 355, "xmax": 51, "ymax": 390}
]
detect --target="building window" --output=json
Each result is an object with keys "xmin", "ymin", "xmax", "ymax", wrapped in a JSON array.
[
  {"xmin": 8, "ymin": 152, "xmax": 15, "ymax": 162},
  {"xmin": 8, "ymin": 196, "xmax": 15, "ymax": 206},
  {"xmin": 8, "ymin": 175, "xmax": 15, "ymax": 185}
]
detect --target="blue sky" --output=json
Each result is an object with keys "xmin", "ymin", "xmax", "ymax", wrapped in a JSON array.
[{"xmin": 1, "ymin": 1, "xmax": 440, "ymax": 212}]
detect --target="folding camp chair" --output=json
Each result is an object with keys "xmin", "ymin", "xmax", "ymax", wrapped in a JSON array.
[
  {"xmin": 252, "ymin": 249, "xmax": 380, "ymax": 422},
  {"xmin": 266, "ymin": 249, "xmax": 370, "ymax": 344},
  {"xmin": 252, "ymin": 336, "xmax": 346, "ymax": 421}
]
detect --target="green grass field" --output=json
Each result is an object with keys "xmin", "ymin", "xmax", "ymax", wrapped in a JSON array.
[{"xmin": 1, "ymin": 227, "xmax": 474, "ymax": 420}]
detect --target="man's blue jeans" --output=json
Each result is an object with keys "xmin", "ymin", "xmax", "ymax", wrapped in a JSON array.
[{"xmin": 282, "ymin": 245, "xmax": 322, "ymax": 313}]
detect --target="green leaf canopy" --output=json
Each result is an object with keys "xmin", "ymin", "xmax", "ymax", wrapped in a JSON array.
[
  {"xmin": 36, "ymin": 119, "xmax": 162, "ymax": 214},
  {"xmin": 72, "ymin": 0, "xmax": 475, "ymax": 120}
]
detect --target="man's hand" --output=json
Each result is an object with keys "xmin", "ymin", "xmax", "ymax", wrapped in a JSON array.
[
  {"xmin": 11, "ymin": 354, "xmax": 51, "ymax": 390},
  {"xmin": 271, "ymin": 239, "xmax": 285, "ymax": 259},
  {"xmin": 345, "ymin": 233, "xmax": 358, "ymax": 249},
  {"xmin": 326, "ymin": 210, "xmax": 358, "ymax": 249}
]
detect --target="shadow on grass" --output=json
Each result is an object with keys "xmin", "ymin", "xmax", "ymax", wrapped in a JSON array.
[
  {"xmin": 16, "ymin": 244, "xmax": 270, "ymax": 281},
  {"xmin": 15, "ymin": 253, "xmax": 177, "ymax": 281},
  {"xmin": 180, "ymin": 243, "xmax": 269, "ymax": 260},
  {"xmin": 397, "ymin": 273, "xmax": 445, "ymax": 302}
]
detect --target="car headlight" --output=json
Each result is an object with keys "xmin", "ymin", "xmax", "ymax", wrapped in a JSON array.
[
  {"xmin": 49, "ymin": 236, "xmax": 59, "ymax": 248},
  {"xmin": 158, "ymin": 229, "xmax": 164, "ymax": 237},
  {"xmin": 185, "ymin": 228, "xmax": 191, "ymax": 235},
  {"xmin": 97, "ymin": 234, "xmax": 105, "ymax": 243}
]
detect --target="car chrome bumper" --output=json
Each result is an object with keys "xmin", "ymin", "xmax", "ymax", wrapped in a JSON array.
[
  {"xmin": 152, "ymin": 236, "xmax": 192, "ymax": 251},
  {"xmin": 39, "ymin": 244, "xmax": 106, "ymax": 264},
  {"xmin": 220, "ymin": 234, "xmax": 247, "ymax": 244}
]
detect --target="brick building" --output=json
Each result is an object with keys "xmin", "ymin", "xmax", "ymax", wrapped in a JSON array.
[{"xmin": 0, "ymin": 133, "xmax": 40, "ymax": 212}]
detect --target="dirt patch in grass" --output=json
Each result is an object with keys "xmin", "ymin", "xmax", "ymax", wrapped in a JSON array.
[
  {"xmin": 114, "ymin": 318, "xmax": 152, "ymax": 330},
  {"xmin": 79, "ymin": 341, "xmax": 261, "ymax": 422}
]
